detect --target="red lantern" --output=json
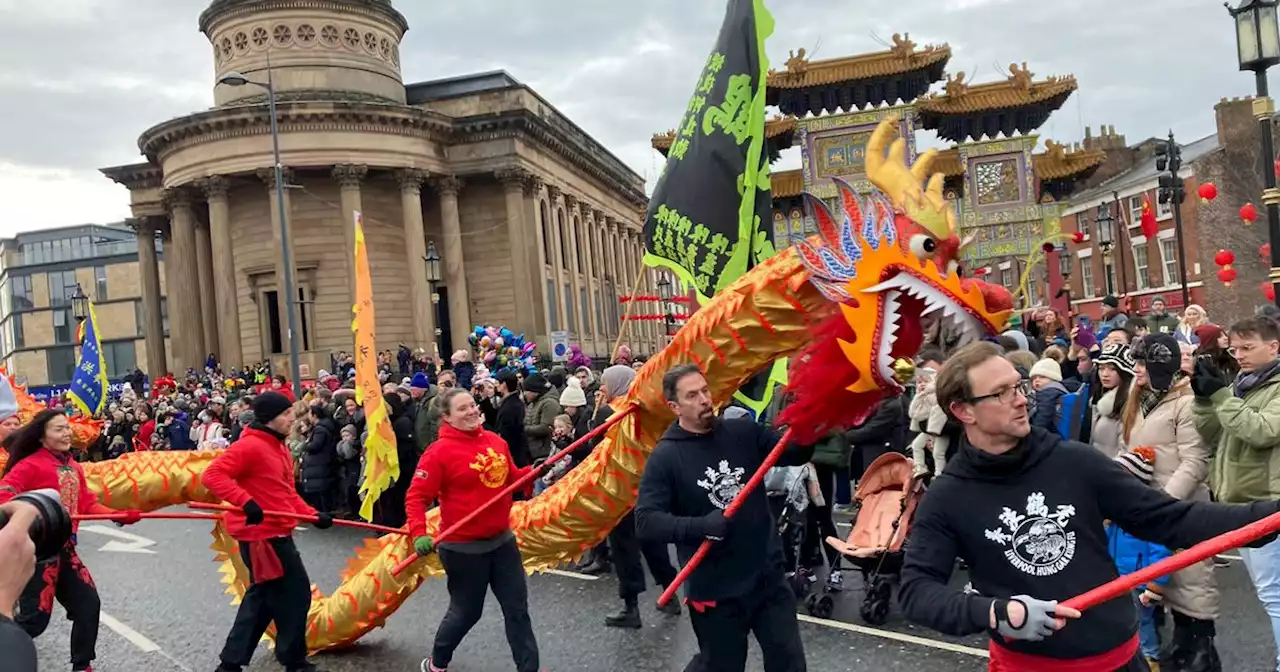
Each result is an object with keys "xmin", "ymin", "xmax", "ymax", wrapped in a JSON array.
[
  {"xmin": 1214, "ymin": 249, "xmax": 1236, "ymax": 267},
  {"xmin": 1198, "ymin": 183, "xmax": 1218, "ymax": 203},
  {"xmin": 972, "ymin": 266, "xmax": 991, "ymax": 277},
  {"xmin": 1041, "ymin": 241, "xmax": 1056, "ymax": 253},
  {"xmin": 1264, "ymin": 243, "xmax": 1273, "ymax": 259},
  {"xmin": 1071, "ymin": 231, "xmax": 1085, "ymax": 244},
  {"xmin": 1242, "ymin": 202, "xmax": 1259, "ymax": 225},
  {"xmin": 1264, "ymin": 281, "xmax": 1277, "ymax": 302},
  {"xmin": 1218, "ymin": 267, "xmax": 1238, "ymax": 286}
]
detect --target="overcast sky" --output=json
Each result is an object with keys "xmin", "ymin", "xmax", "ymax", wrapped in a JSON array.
[{"xmin": 0, "ymin": 0, "xmax": 1265, "ymax": 235}]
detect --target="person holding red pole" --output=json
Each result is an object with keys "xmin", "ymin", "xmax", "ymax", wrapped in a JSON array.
[
  {"xmin": 0, "ymin": 409, "xmax": 143, "ymax": 672},
  {"xmin": 634, "ymin": 365, "xmax": 813, "ymax": 672},
  {"xmin": 202, "ymin": 391, "xmax": 334, "ymax": 672},
  {"xmin": 900, "ymin": 341, "xmax": 1280, "ymax": 671},
  {"xmin": 406, "ymin": 387, "xmax": 540, "ymax": 672}
]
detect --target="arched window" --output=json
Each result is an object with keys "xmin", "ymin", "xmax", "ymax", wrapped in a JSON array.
[
  {"xmin": 539, "ymin": 200, "xmax": 552, "ymax": 266},
  {"xmin": 574, "ymin": 216, "xmax": 584, "ymax": 273},
  {"xmin": 557, "ymin": 208, "xmax": 569, "ymax": 268}
]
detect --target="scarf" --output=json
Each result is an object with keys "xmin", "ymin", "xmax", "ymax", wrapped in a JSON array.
[
  {"xmin": 1096, "ymin": 388, "xmax": 1118, "ymax": 419},
  {"xmin": 1139, "ymin": 372, "xmax": 1184, "ymax": 417},
  {"xmin": 1235, "ymin": 359, "xmax": 1280, "ymax": 398}
]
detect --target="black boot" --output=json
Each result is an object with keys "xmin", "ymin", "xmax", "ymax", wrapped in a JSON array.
[
  {"xmin": 1160, "ymin": 610, "xmax": 1194, "ymax": 670},
  {"xmin": 655, "ymin": 594, "xmax": 682, "ymax": 616},
  {"xmin": 581, "ymin": 556, "xmax": 612, "ymax": 575},
  {"xmin": 605, "ymin": 600, "xmax": 642, "ymax": 629},
  {"xmin": 1182, "ymin": 618, "xmax": 1221, "ymax": 672}
]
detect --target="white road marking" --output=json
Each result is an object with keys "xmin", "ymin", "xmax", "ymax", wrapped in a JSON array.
[
  {"xmin": 797, "ymin": 614, "xmax": 989, "ymax": 657},
  {"xmin": 79, "ymin": 525, "xmax": 158, "ymax": 554},
  {"xmin": 542, "ymin": 568, "xmax": 600, "ymax": 581},
  {"xmin": 100, "ymin": 612, "xmax": 160, "ymax": 652}
]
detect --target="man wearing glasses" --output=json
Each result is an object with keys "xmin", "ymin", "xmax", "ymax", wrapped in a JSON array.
[
  {"xmin": 1193, "ymin": 316, "xmax": 1280, "ymax": 671},
  {"xmin": 898, "ymin": 341, "xmax": 1280, "ymax": 670}
]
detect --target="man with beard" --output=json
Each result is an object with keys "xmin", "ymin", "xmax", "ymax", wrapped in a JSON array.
[
  {"xmin": 635, "ymin": 365, "xmax": 812, "ymax": 672},
  {"xmin": 1193, "ymin": 316, "xmax": 1280, "ymax": 671},
  {"xmin": 900, "ymin": 341, "xmax": 1280, "ymax": 670}
]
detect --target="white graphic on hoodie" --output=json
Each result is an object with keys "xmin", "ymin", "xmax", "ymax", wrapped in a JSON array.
[
  {"xmin": 697, "ymin": 460, "xmax": 746, "ymax": 510},
  {"xmin": 984, "ymin": 492, "xmax": 1077, "ymax": 576}
]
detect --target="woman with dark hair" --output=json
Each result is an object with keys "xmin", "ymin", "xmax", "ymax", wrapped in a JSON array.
[
  {"xmin": 0, "ymin": 409, "xmax": 142, "ymax": 671},
  {"xmin": 1091, "ymin": 343, "xmax": 1136, "ymax": 458},
  {"xmin": 406, "ymin": 387, "xmax": 540, "ymax": 672},
  {"xmin": 300, "ymin": 404, "xmax": 339, "ymax": 514},
  {"xmin": 1193, "ymin": 324, "xmax": 1239, "ymax": 381},
  {"xmin": 373, "ymin": 392, "xmax": 416, "ymax": 528}
]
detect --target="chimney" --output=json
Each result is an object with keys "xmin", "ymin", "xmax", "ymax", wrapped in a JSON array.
[{"xmin": 1216, "ymin": 95, "xmax": 1260, "ymax": 149}]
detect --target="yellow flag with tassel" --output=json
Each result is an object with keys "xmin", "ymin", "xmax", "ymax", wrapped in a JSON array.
[{"xmin": 352, "ymin": 211, "xmax": 400, "ymax": 521}]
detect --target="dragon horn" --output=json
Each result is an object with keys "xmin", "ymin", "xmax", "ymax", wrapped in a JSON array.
[
  {"xmin": 912, "ymin": 149, "xmax": 939, "ymax": 184},
  {"xmin": 926, "ymin": 172, "xmax": 945, "ymax": 204}
]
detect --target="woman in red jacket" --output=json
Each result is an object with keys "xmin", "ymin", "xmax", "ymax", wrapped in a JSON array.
[
  {"xmin": 407, "ymin": 387, "xmax": 540, "ymax": 672},
  {"xmin": 202, "ymin": 392, "xmax": 333, "ymax": 672},
  {"xmin": 0, "ymin": 409, "xmax": 142, "ymax": 672}
]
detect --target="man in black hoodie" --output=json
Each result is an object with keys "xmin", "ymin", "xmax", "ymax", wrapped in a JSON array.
[
  {"xmin": 635, "ymin": 364, "xmax": 812, "ymax": 672},
  {"xmin": 899, "ymin": 341, "xmax": 1280, "ymax": 670}
]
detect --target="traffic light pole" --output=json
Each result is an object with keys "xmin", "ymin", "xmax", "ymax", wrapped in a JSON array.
[
  {"xmin": 1255, "ymin": 73, "xmax": 1280, "ymax": 308},
  {"xmin": 1158, "ymin": 131, "xmax": 1192, "ymax": 309}
]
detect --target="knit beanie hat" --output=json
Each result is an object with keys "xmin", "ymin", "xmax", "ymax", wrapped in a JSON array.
[
  {"xmin": 600, "ymin": 364, "xmax": 637, "ymax": 400},
  {"xmin": 410, "ymin": 372, "xmax": 431, "ymax": 390},
  {"xmin": 1115, "ymin": 446, "xmax": 1156, "ymax": 484},
  {"xmin": 1095, "ymin": 343, "xmax": 1136, "ymax": 377},
  {"xmin": 1029, "ymin": 359, "xmax": 1063, "ymax": 382},
  {"xmin": 1194, "ymin": 324, "xmax": 1223, "ymax": 349},
  {"xmin": 252, "ymin": 391, "xmax": 293, "ymax": 425},
  {"xmin": 559, "ymin": 378, "xmax": 587, "ymax": 407},
  {"xmin": 1001, "ymin": 330, "xmax": 1030, "ymax": 352},
  {"xmin": 1132, "ymin": 333, "xmax": 1181, "ymax": 391},
  {"xmin": 523, "ymin": 373, "xmax": 551, "ymax": 394}
]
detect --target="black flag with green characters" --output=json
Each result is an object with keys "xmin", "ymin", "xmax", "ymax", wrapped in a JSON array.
[{"xmin": 641, "ymin": 0, "xmax": 784, "ymax": 419}]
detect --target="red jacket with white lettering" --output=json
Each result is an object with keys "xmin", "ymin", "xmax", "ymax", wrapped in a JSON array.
[
  {"xmin": 0, "ymin": 448, "xmax": 114, "ymax": 533},
  {"xmin": 201, "ymin": 425, "xmax": 316, "ymax": 541},
  {"xmin": 406, "ymin": 423, "xmax": 533, "ymax": 543}
]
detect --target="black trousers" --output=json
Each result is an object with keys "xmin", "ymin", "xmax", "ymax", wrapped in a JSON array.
[
  {"xmin": 683, "ymin": 574, "xmax": 806, "ymax": 672},
  {"xmin": 433, "ymin": 536, "xmax": 540, "ymax": 672},
  {"xmin": 801, "ymin": 465, "xmax": 842, "ymax": 571},
  {"xmin": 16, "ymin": 547, "xmax": 100, "ymax": 670},
  {"xmin": 609, "ymin": 510, "xmax": 678, "ymax": 603},
  {"xmin": 218, "ymin": 536, "xmax": 312, "ymax": 671}
]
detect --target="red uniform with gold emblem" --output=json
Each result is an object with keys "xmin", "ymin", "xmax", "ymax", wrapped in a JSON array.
[{"xmin": 405, "ymin": 423, "xmax": 532, "ymax": 542}]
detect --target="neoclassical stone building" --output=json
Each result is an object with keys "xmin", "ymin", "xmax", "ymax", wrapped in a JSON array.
[{"xmin": 101, "ymin": 0, "xmax": 658, "ymax": 378}]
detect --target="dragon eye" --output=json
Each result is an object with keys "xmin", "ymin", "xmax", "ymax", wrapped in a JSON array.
[{"xmin": 909, "ymin": 234, "xmax": 938, "ymax": 260}]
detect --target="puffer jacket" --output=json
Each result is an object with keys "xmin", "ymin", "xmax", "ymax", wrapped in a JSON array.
[
  {"xmin": 1194, "ymin": 368, "xmax": 1280, "ymax": 504},
  {"xmin": 300, "ymin": 417, "xmax": 339, "ymax": 495},
  {"xmin": 523, "ymin": 390, "xmax": 562, "ymax": 460},
  {"xmin": 1106, "ymin": 522, "xmax": 1172, "ymax": 586},
  {"xmin": 1126, "ymin": 379, "xmax": 1218, "ymax": 620},
  {"xmin": 1090, "ymin": 388, "xmax": 1124, "ymax": 458},
  {"xmin": 810, "ymin": 430, "xmax": 852, "ymax": 469},
  {"xmin": 413, "ymin": 386, "xmax": 440, "ymax": 453},
  {"xmin": 1030, "ymin": 381, "xmax": 1068, "ymax": 432}
]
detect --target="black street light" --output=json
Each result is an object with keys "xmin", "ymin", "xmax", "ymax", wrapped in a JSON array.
[
  {"xmin": 656, "ymin": 274, "xmax": 673, "ymax": 301},
  {"xmin": 1056, "ymin": 245, "xmax": 1073, "ymax": 320},
  {"xmin": 424, "ymin": 241, "xmax": 443, "ymax": 358},
  {"xmin": 71, "ymin": 284, "xmax": 89, "ymax": 324},
  {"xmin": 1228, "ymin": 0, "xmax": 1280, "ymax": 307}
]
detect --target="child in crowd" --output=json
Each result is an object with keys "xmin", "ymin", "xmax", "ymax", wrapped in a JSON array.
[
  {"xmin": 1028, "ymin": 358, "xmax": 1070, "ymax": 432},
  {"xmin": 908, "ymin": 365, "xmax": 949, "ymax": 477},
  {"xmin": 1106, "ymin": 446, "xmax": 1172, "ymax": 668},
  {"xmin": 535, "ymin": 415, "xmax": 576, "ymax": 495}
]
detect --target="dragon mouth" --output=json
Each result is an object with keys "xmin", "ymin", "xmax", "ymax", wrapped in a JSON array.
[{"xmin": 864, "ymin": 270, "xmax": 987, "ymax": 384}]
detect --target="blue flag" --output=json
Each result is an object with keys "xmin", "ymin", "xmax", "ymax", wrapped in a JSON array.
[{"xmin": 67, "ymin": 301, "xmax": 108, "ymax": 417}]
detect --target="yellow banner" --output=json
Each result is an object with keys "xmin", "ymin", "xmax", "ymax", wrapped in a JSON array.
[{"xmin": 352, "ymin": 212, "xmax": 400, "ymax": 521}]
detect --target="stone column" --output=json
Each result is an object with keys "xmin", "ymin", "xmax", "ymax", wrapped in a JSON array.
[
  {"xmin": 579, "ymin": 203, "xmax": 601, "ymax": 345},
  {"xmin": 498, "ymin": 169, "xmax": 535, "ymax": 336},
  {"xmin": 133, "ymin": 217, "xmax": 167, "ymax": 376},
  {"xmin": 258, "ymin": 168, "xmax": 302, "ymax": 356},
  {"xmin": 563, "ymin": 194, "xmax": 586, "ymax": 340},
  {"xmin": 397, "ymin": 169, "xmax": 436, "ymax": 351},
  {"xmin": 194, "ymin": 218, "xmax": 219, "ymax": 360},
  {"xmin": 332, "ymin": 164, "xmax": 367, "ymax": 310},
  {"xmin": 432, "ymin": 176, "xmax": 472, "ymax": 338},
  {"xmin": 163, "ymin": 188, "xmax": 204, "ymax": 373},
  {"xmin": 604, "ymin": 218, "xmax": 620, "ymax": 338},
  {"xmin": 200, "ymin": 176, "xmax": 242, "ymax": 369},
  {"xmin": 520, "ymin": 175, "xmax": 548, "ymax": 340}
]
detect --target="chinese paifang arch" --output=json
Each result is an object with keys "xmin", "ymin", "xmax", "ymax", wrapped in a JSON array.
[{"xmin": 0, "ymin": 118, "xmax": 1014, "ymax": 652}]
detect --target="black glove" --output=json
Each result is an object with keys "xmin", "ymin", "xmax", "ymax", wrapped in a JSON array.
[
  {"xmin": 1192, "ymin": 358, "xmax": 1228, "ymax": 399},
  {"xmin": 313, "ymin": 512, "xmax": 333, "ymax": 530},
  {"xmin": 242, "ymin": 500, "xmax": 264, "ymax": 526},
  {"xmin": 699, "ymin": 510, "xmax": 729, "ymax": 541}
]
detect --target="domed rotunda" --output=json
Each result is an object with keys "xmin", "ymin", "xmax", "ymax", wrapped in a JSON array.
[{"xmin": 101, "ymin": 0, "xmax": 655, "ymax": 377}]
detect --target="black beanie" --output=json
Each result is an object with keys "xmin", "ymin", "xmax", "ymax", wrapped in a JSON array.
[
  {"xmin": 253, "ymin": 391, "xmax": 293, "ymax": 425},
  {"xmin": 1133, "ymin": 333, "xmax": 1181, "ymax": 391},
  {"xmin": 523, "ymin": 373, "xmax": 550, "ymax": 394}
]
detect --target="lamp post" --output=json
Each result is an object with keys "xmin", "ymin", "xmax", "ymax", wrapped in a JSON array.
[
  {"xmin": 657, "ymin": 274, "xmax": 677, "ymax": 340},
  {"xmin": 218, "ymin": 68, "xmax": 301, "ymax": 397},
  {"xmin": 1228, "ymin": 0, "xmax": 1280, "ymax": 307},
  {"xmin": 1056, "ymin": 245, "xmax": 1073, "ymax": 320},
  {"xmin": 424, "ymin": 241, "xmax": 443, "ymax": 358},
  {"xmin": 1095, "ymin": 202, "xmax": 1117, "ymax": 297},
  {"xmin": 71, "ymin": 284, "xmax": 89, "ymax": 344}
]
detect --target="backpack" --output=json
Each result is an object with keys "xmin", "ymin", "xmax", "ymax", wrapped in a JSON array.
[{"xmin": 1057, "ymin": 382, "xmax": 1091, "ymax": 442}]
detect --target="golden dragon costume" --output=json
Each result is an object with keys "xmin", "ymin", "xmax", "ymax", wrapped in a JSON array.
[{"xmin": 0, "ymin": 118, "xmax": 1012, "ymax": 652}]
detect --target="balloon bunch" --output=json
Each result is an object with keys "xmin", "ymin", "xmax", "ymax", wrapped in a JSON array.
[{"xmin": 468, "ymin": 325, "xmax": 538, "ymax": 374}]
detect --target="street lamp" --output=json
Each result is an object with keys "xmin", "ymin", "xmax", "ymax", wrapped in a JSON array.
[
  {"xmin": 1228, "ymin": 0, "xmax": 1280, "ymax": 307},
  {"xmin": 71, "ymin": 284, "xmax": 89, "ymax": 324},
  {"xmin": 1095, "ymin": 203, "xmax": 1115, "ymax": 255},
  {"xmin": 656, "ymin": 274, "xmax": 673, "ymax": 301},
  {"xmin": 218, "ymin": 69, "xmax": 301, "ymax": 396},
  {"xmin": 1056, "ymin": 245, "xmax": 1073, "ymax": 320},
  {"xmin": 657, "ymin": 274, "xmax": 676, "ymax": 340},
  {"xmin": 424, "ymin": 241, "xmax": 443, "ymax": 358}
]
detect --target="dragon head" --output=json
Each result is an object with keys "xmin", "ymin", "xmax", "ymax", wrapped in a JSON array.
[{"xmin": 792, "ymin": 119, "xmax": 1014, "ymax": 399}]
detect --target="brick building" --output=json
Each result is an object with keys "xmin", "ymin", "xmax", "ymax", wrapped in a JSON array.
[
  {"xmin": 0, "ymin": 224, "xmax": 168, "ymax": 392},
  {"xmin": 1053, "ymin": 97, "xmax": 1276, "ymax": 327}
]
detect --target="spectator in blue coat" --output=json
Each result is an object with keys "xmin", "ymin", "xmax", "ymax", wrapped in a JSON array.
[{"xmin": 1107, "ymin": 447, "xmax": 1173, "ymax": 665}]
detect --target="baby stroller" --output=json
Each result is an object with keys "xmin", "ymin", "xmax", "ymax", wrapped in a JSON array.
[
  {"xmin": 765, "ymin": 464, "xmax": 820, "ymax": 604},
  {"xmin": 826, "ymin": 452, "xmax": 926, "ymax": 625}
]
